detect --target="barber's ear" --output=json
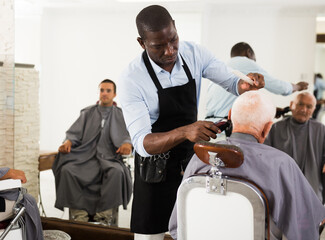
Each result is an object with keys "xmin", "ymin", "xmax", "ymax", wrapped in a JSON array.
[
  {"xmin": 260, "ymin": 121, "xmax": 273, "ymax": 143},
  {"xmin": 246, "ymin": 49, "xmax": 252, "ymax": 58},
  {"xmin": 228, "ymin": 109, "xmax": 232, "ymax": 120},
  {"xmin": 137, "ymin": 37, "xmax": 146, "ymax": 50},
  {"xmin": 172, "ymin": 20, "xmax": 177, "ymax": 29}
]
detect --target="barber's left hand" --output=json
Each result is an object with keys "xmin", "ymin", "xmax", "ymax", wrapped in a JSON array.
[
  {"xmin": 116, "ymin": 143, "xmax": 132, "ymax": 155},
  {"xmin": 238, "ymin": 73, "xmax": 265, "ymax": 94}
]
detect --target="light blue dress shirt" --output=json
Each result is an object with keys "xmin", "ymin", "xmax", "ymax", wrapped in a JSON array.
[
  {"xmin": 205, "ymin": 56, "xmax": 293, "ymax": 121},
  {"xmin": 314, "ymin": 77, "xmax": 325, "ymax": 100},
  {"xmin": 119, "ymin": 41, "xmax": 240, "ymax": 157}
]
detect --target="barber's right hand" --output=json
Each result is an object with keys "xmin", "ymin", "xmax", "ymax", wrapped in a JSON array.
[
  {"xmin": 58, "ymin": 140, "xmax": 72, "ymax": 153},
  {"xmin": 182, "ymin": 121, "xmax": 220, "ymax": 142},
  {"xmin": 292, "ymin": 81, "xmax": 308, "ymax": 92},
  {"xmin": 5, "ymin": 169, "xmax": 27, "ymax": 183}
]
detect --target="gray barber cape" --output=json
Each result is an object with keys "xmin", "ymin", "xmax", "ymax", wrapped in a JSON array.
[
  {"xmin": 0, "ymin": 167, "xmax": 44, "ymax": 240},
  {"xmin": 265, "ymin": 116, "xmax": 325, "ymax": 202},
  {"xmin": 169, "ymin": 133, "xmax": 325, "ymax": 240},
  {"xmin": 52, "ymin": 105, "xmax": 132, "ymax": 215}
]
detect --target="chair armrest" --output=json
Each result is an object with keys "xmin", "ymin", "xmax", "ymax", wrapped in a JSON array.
[{"xmin": 0, "ymin": 179, "xmax": 21, "ymax": 191}]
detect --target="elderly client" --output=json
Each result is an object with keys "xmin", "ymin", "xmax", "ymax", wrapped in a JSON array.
[
  {"xmin": 0, "ymin": 167, "xmax": 43, "ymax": 240},
  {"xmin": 169, "ymin": 90, "xmax": 325, "ymax": 240},
  {"xmin": 52, "ymin": 79, "xmax": 132, "ymax": 226},
  {"xmin": 265, "ymin": 92, "xmax": 325, "ymax": 203}
]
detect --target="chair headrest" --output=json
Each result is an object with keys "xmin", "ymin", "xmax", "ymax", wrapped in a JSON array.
[{"xmin": 194, "ymin": 141, "xmax": 244, "ymax": 168}]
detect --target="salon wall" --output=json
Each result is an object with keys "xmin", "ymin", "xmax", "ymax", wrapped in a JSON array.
[{"xmin": 15, "ymin": 2, "xmax": 325, "ymax": 151}]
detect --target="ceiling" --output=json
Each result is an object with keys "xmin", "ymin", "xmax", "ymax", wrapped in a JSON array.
[{"xmin": 15, "ymin": 0, "xmax": 325, "ymax": 17}]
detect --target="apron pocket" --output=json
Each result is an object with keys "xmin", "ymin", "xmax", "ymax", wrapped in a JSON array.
[{"xmin": 137, "ymin": 153, "xmax": 169, "ymax": 183}]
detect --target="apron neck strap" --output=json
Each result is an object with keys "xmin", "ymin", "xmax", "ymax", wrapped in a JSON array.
[
  {"xmin": 180, "ymin": 55, "xmax": 194, "ymax": 81},
  {"xmin": 142, "ymin": 51, "xmax": 163, "ymax": 91},
  {"xmin": 142, "ymin": 51, "xmax": 194, "ymax": 91}
]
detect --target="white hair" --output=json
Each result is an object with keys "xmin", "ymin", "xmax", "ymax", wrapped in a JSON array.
[
  {"xmin": 294, "ymin": 92, "xmax": 316, "ymax": 106},
  {"xmin": 231, "ymin": 90, "xmax": 276, "ymax": 130}
]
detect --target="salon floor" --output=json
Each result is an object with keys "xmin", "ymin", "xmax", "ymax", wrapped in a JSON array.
[{"xmin": 39, "ymin": 163, "xmax": 325, "ymax": 239}]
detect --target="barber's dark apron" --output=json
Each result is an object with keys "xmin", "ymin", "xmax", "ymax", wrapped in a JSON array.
[{"xmin": 130, "ymin": 51, "xmax": 197, "ymax": 234}]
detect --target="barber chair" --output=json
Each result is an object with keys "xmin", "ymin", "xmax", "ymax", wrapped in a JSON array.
[
  {"xmin": 177, "ymin": 141, "xmax": 270, "ymax": 240},
  {"xmin": 0, "ymin": 179, "xmax": 26, "ymax": 240},
  {"xmin": 38, "ymin": 151, "xmax": 58, "ymax": 217}
]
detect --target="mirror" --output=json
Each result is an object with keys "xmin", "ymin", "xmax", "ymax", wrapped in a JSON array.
[{"xmin": 14, "ymin": 0, "xmax": 325, "ymax": 231}]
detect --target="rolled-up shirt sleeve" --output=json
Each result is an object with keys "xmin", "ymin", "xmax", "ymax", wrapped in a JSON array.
[
  {"xmin": 0, "ymin": 167, "xmax": 10, "ymax": 178},
  {"xmin": 259, "ymin": 68, "xmax": 292, "ymax": 96},
  {"xmin": 228, "ymin": 57, "xmax": 292, "ymax": 96},
  {"xmin": 198, "ymin": 45, "xmax": 240, "ymax": 96},
  {"xmin": 119, "ymin": 69, "xmax": 153, "ymax": 157}
]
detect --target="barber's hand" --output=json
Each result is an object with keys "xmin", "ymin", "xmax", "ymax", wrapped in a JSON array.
[
  {"xmin": 238, "ymin": 73, "xmax": 265, "ymax": 94},
  {"xmin": 182, "ymin": 121, "xmax": 221, "ymax": 142},
  {"xmin": 1, "ymin": 169, "xmax": 27, "ymax": 183},
  {"xmin": 58, "ymin": 140, "xmax": 72, "ymax": 153},
  {"xmin": 292, "ymin": 81, "xmax": 308, "ymax": 92},
  {"xmin": 116, "ymin": 143, "xmax": 132, "ymax": 155},
  {"xmin": 321, "ymin": 218, "xmax": 325, "ymax": 226},
  {"xmin": 322, "ymin": 164, "xmax": 325, "ymax": 173},
  {"xmin": 275, "ymin": 107, "xmax": 290, "ymax": 119}
]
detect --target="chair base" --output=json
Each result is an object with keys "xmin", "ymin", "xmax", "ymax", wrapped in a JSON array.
[{"xmin": 0, "ymin": 227, "xmax": 23, "ymax": 240}]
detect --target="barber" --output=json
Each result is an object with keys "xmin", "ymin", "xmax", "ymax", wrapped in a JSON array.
[{"xmin": 119, "ymin": 5, "xmax": 265, "ymax": 240}]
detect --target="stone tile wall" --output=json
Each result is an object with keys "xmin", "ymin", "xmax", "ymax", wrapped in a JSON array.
[
  {"xmin": 0, "ymin": 0, "xmax": 15, "ymax": 168},
  {"xmin": 0, "ymin": 0, "xmax": 39, "ymax": 198},
  {"xmin": 14, "ymin": 67, "xmax": 40, "ymax": 198}
]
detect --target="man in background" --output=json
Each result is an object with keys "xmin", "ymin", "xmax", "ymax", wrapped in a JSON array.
[
  {"xmin": 52, "ymin": 79, "xmax": 132, "ymax": 226},
  {"xmin": 265, "ymin": 92, "xmax": 325, "ymax": 203},
  {"xmin": 313, "ymin": 73, "xmax": 325, "ymax": 119}
]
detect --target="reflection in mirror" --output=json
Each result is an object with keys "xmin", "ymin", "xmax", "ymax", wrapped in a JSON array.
[{"xmin": 314, "ymin": 15, "xmax": 325, "ymax": 123}]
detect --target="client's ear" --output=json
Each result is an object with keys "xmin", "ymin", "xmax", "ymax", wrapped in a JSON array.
[
  {"xmin": 260, "ymin": 121, "xmax": 273, "ymax": 143},
  {"xmin": 228, "ymin": 109, "xmax": 232, "ymax": 121},
  {"xmin": 289, "ymin": 101, "xmax": 294, "ymax": 111}
]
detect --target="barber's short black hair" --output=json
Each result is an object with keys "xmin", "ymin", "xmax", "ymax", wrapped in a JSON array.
[
  {"xmin": 100, "ymin": 79, "xmax": 116, "ymax": 93},
  {"xmin": 136, "ymin": 5, "xmax": 173, "ymax": 40},
  {"xmin": 231, "ymin": 42, "xmax": 254, "ymax": 57}
]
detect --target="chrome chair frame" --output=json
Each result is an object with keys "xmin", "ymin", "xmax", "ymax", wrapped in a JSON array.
[
  {"xmin": 177, "ymin": 142, "xmax": 269, "ymax": 240},
  {"xmin": 0, "ymin": 179, "xmax": 26, "ymax": 240},
  {"xmin": 177, "ymin": 175, "xmax": 267, "ymax": 240}
]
